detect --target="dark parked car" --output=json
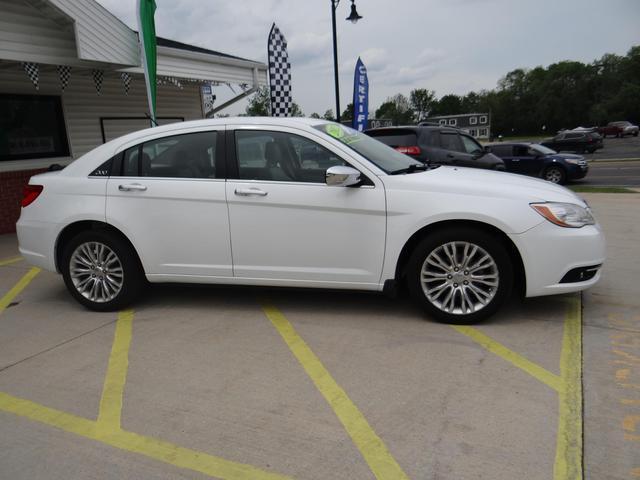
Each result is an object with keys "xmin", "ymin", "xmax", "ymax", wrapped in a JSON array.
[
  {"xmin": 488, "ymin": 143, "xmax": 588, "ymax": 184},
  {"xmin": 364, "ymin": 126, "xmax": 505, "ymax": 170},
  {"xmin": 599, "ymin": 121, "xmax": 639, "ymax": 137},
  {"xmin": 542, "ymin": 131, "xmax": 603, "ymax": 153}
]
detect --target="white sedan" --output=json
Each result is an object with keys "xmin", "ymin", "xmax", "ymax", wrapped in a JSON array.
[{"xmin": 17, "ymin": 118, "xmax": 605, "ymax": 324}]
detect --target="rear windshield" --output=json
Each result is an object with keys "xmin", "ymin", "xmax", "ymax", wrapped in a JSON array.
[
  {"xmin": 366, "ymin": 130, "xmax": 418, "ymax": 147},
  {"xmin": 313, "ymin": 123, "xmax": 419, "ymax": 174}
]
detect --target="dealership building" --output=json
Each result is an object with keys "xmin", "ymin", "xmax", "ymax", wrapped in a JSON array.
[{"xmin": 0, "ymin": 0, "xmax": 267, "ymax": 234}]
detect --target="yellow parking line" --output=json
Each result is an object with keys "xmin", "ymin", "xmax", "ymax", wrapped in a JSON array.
[
  {"xmin": 0, "ymin": 267, "xmax": 40, "ymax": 315},
  {"xmin": 262, "ymin": 303, "xmax": 409, "ymax": 480},
  {"xmin": 451, "ymin": 325, "xmax": 563, "ymax": 392},
  {"xmin": 554, "ymin": 295, "xmax": 583, "ymax": 480},
  {"xmin": 0, "ymin": 392, "xmax": 291, "ymax": 480},
  {"xmin": 0, "ymin": 256, "xmax": 23, "ymax": 267},
  {"xmin": 97, "ymin": 309, "xmax": 134, "ymax": 432}
]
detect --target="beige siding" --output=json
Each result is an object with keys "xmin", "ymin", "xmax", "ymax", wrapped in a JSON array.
[
  {"xmin": 50, "ymin": 0, "xmax": 139, "ymax": 66},
  {"xmin": 0, "ymin": 0, "xmax": 78, "ymax": 65},
  {"xmin": 0, "ymin": 64, "xmax": 204, "ymax": 172}
]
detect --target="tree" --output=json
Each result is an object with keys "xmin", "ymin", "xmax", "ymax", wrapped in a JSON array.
[
  {"xmin": 323, "ymin": 109, "xmax": 335, "ymax": 121},
  {"xmin": 245, "ymin": 86, "xmax": 304, "ymax": 118},
  {"xmin": 431, "ymin": 94, "xmax": 463, "ymax": 116},
  {"xmin": 375, "ymin": 94, "xmax": 414, "ymax": 125},
  {"xmin": 409, "ymin": 88, "xmax": 436, "ymax": 121},
  {"xmin": 341, "ymin": 103, "xmax": 354, "ymax": 122},
  {"xmin": 309, "ymin": 112, "xmax": 321, "ymax": 119},
  {"xmin": 291, "ymin": 102, "xmax": 304, "ymax": 117},
  {"xmin": 245, "ymin": 86, "xmax": 270, "ymax": 116}
]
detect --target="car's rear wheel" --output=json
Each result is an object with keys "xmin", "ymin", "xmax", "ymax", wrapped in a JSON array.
[
  {"xmin": 543, "ymin": 165, "xmax": 566, "ymax": 184},
  {"xmin": 62, "ymin": 230, "xmax": 144, "ymax": 311},
  {"xmin": 406, "ymin": 228, "xmax": 513, "ymax": 324}
]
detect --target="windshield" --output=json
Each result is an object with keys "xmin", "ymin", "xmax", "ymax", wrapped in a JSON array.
[
  {"xmin": 313, "ymin": 123, "xmax": 420, "ymax": 174},
  {"xmin": 531, "ymin": 144, "xmax": 556, "ymax": 155}
]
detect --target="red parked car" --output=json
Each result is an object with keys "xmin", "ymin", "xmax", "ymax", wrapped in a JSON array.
[{"xmin": 598, "ymin": 121, "xmax": 639, "ymax": 138}]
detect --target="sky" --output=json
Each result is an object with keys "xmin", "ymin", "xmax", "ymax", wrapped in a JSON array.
[{"xmin": 97, "ymin": 0, "xmax": 640, "ymax": 117}]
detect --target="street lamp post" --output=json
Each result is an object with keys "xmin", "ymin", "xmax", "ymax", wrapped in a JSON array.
[{"xmin": 331, "ymin": 0, "xmax": 362, "ymax": 124}]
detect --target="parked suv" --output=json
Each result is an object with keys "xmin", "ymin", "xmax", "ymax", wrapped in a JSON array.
[
  {"xmin": 487, "ymin": 143, "xmax": 588, "ymax": 184},
  {"xmin": 542, "ymin": 131, "xmax": 603, "ymax": 153},
  {"xmin": 364, "ymin": 126, "xmax": 505, "ymax": 170}
]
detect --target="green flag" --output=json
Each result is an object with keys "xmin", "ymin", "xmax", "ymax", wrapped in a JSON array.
[{"xmin": 137, "ymin": 0, "xmax": 157, "ymax": 126}]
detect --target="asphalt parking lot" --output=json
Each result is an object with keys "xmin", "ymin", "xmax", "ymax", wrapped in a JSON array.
[{"xmin": 1, "ymin": 192, "xmax": 638, "ymax": 480}]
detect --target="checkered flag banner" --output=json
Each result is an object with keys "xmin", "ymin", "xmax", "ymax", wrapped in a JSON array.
[
  {"xmin": 166, "ymin": 76, "xmax": 183, "ymax": 89},
  {"xmin": 120, "ymin": 72, "xmax": 131, "ymax": 95},
  {"xmin": 57, "ymin": 65, "xmax": 71, "ymax": 91},
  {"xmin": 92, "ymin": 69, "xmax": 104, "ymax": 95},
  {"xmin": 267, "ymin": 23, "xmax": 292, "ymax": 117},
  {"xmin": 22, "ymin": 62, "xmax": 39, "ymax": 90}
]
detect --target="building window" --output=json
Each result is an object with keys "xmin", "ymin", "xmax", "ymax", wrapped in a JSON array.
[
  {"xmin": 479, "ymin": 128, "xmax": 488, "ymax": 137},
  {"xmin": 470, "ymin": 129, "xmax": 477, "ymax": 137},
  {"xmin": 439, "ymin": 119, "xmax": 446, "ymax": 126},
  {"xmin": 470, "ymin": 116, "xmax": 477, "ymax": 125},
  {"xmin": 0, "ymin": 94, "xmax": 70, "ymax": 162},
  {"xmin": 448, "ymin": 118, "xmax": 457, "ymax": 126},
  {"xmin": 480, "ymin": 115, "xmax": 488, "ymax": 124}
]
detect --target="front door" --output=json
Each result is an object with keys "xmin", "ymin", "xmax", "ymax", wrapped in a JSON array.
[
  {"xmin": 225, "ymin": 127, "xmax": 386, "ymax": 287},
  {"xmin": 105, "ymin": 129, "xmax": 233, "ymax": 278}
]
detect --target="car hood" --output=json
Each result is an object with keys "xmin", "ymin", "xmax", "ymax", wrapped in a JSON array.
[{"xmin": 382, "ymin": 166, "xmax": 587, "ymax": 206}]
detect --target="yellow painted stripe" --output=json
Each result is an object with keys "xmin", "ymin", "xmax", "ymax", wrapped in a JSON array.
[
  {"xmin": 0, "ymin": 392, "xmax": 291, "ymax": 480},
  {"xmin": 554, "ymin": 295, "xmax": 583, "ymax": 480},
  {"xmin": 452, "ymin": 324, "xmax": 563, "ymax": 392},
  {"xmin": 0, "ymin": 256, "xmax": 23, "ymax": 267},
  {"xmin": 97, "ymin": 310, "xmax": 134, "ymax": 432},
  {"xmin": 0, "ymin": 267, "xmax": 40, "ymax": 315},
  {"xmin": 262, "ymin": 303, "xmax": 409, "ymax": 480}
]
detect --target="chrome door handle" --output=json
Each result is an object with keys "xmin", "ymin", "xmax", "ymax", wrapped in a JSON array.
[
  {"xmin": 118, "ymin": 184, "xmax": 147, "ymax": 192},
  {"xmin": 234, "ymin": 188, "xmax": 268, "ymax": 197}
]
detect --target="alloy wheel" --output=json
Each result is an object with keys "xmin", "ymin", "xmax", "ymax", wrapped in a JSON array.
[
  {"xmin": 69, "ymin": 242, "xmax": 124, "ymax": 303},
  {"xmin": 420, "ymin": 241, "xmax": 499, "ymax": 315}
]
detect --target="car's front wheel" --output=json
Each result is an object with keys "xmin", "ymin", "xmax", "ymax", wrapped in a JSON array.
[
  {"xmin": 406, "ymin": 228, "xmax": 513, "ymax": 324},
  {"xmin": 543, "ymin": 165, "xmax": 566, "ymax": 184},
  {"xmin": 61, "ymin": 230, "xmax": 145, "ymax": 311}
]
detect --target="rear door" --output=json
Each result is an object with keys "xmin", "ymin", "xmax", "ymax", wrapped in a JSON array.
[
  {"xmin": 105, "ymin": 128, "xmax": 233, "ymax": 278},
  {"xmin": 491, "ymin": 145, "xmax": 517, "ymax": 171}
]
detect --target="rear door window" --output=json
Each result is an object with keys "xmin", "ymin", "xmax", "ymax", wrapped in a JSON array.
[
  {"xmin": 117, "ymin": 131, "xmax": 219, "ymax": 178},
  {"xmin": 488, "ymin": 145, "xmax": 512, "ymax": 157},
  {"xmin": 439, "ymin": 132, "xmax": 464, "ymax": 152}
]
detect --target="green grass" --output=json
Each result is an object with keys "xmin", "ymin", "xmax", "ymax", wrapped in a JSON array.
[{"xmin": 568, "ymin": 185, "xmax": 637, "ymax": 194}]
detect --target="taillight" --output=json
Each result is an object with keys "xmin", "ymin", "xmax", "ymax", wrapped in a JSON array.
[
  {"xmin": 395, "ymin": 146, "xmax": 421, "ymax": 155},
  {"xmin": 21, "ymin": 185, "xmax": 43, "ymax": 207}
]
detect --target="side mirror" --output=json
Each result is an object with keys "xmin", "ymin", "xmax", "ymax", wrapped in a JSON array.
[
  {"xmin": 483, "ymin": 146, "xmax": 492, "ymax": 154},
  {"xmin": 326, "ymin": 166, "xmax": 361, "ymax": 187}
]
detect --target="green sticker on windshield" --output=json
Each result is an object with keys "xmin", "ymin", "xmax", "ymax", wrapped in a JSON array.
[{"xmin": 325, "ymin": 124, "xmax": 345, "ymax": 139}]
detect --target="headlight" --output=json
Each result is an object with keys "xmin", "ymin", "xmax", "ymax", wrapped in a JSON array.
[
  {"xmin": 531, "ymin": 202, "xmax": 595, "ymax": 228},
  {"xmin": 564, "ymin": 158, "xmax": 581, "ymax": 165}
]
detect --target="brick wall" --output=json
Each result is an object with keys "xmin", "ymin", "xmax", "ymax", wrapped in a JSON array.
[{"xmin": 0, "ymin": 169, "xmax": 46, "ymax": 234}]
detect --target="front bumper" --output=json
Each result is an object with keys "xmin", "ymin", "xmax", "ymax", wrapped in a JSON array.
[{"xmin": 509, "ymin": 220, "xmax": 606, "ymax": 298}]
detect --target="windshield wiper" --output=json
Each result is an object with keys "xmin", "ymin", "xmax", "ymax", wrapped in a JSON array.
[{"xmin": 389, "ymin": 163, "xmax": 429, "ymax": 175}]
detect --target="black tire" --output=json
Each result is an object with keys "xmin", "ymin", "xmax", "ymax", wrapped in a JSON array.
[
  {"xmin": 61, "ymin": 230, "xmax": 145, "ymax": 311},
  {"xmin": 543, "ymin": 165, "xmax": 567, "ymax": 184},
  {"xmin": 634, "ymin": 132, "xmax": 638, "ymax": 137},
  {"xmin": 406, "ymin": 227, "xmax": 513, "ymax": 324}
]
